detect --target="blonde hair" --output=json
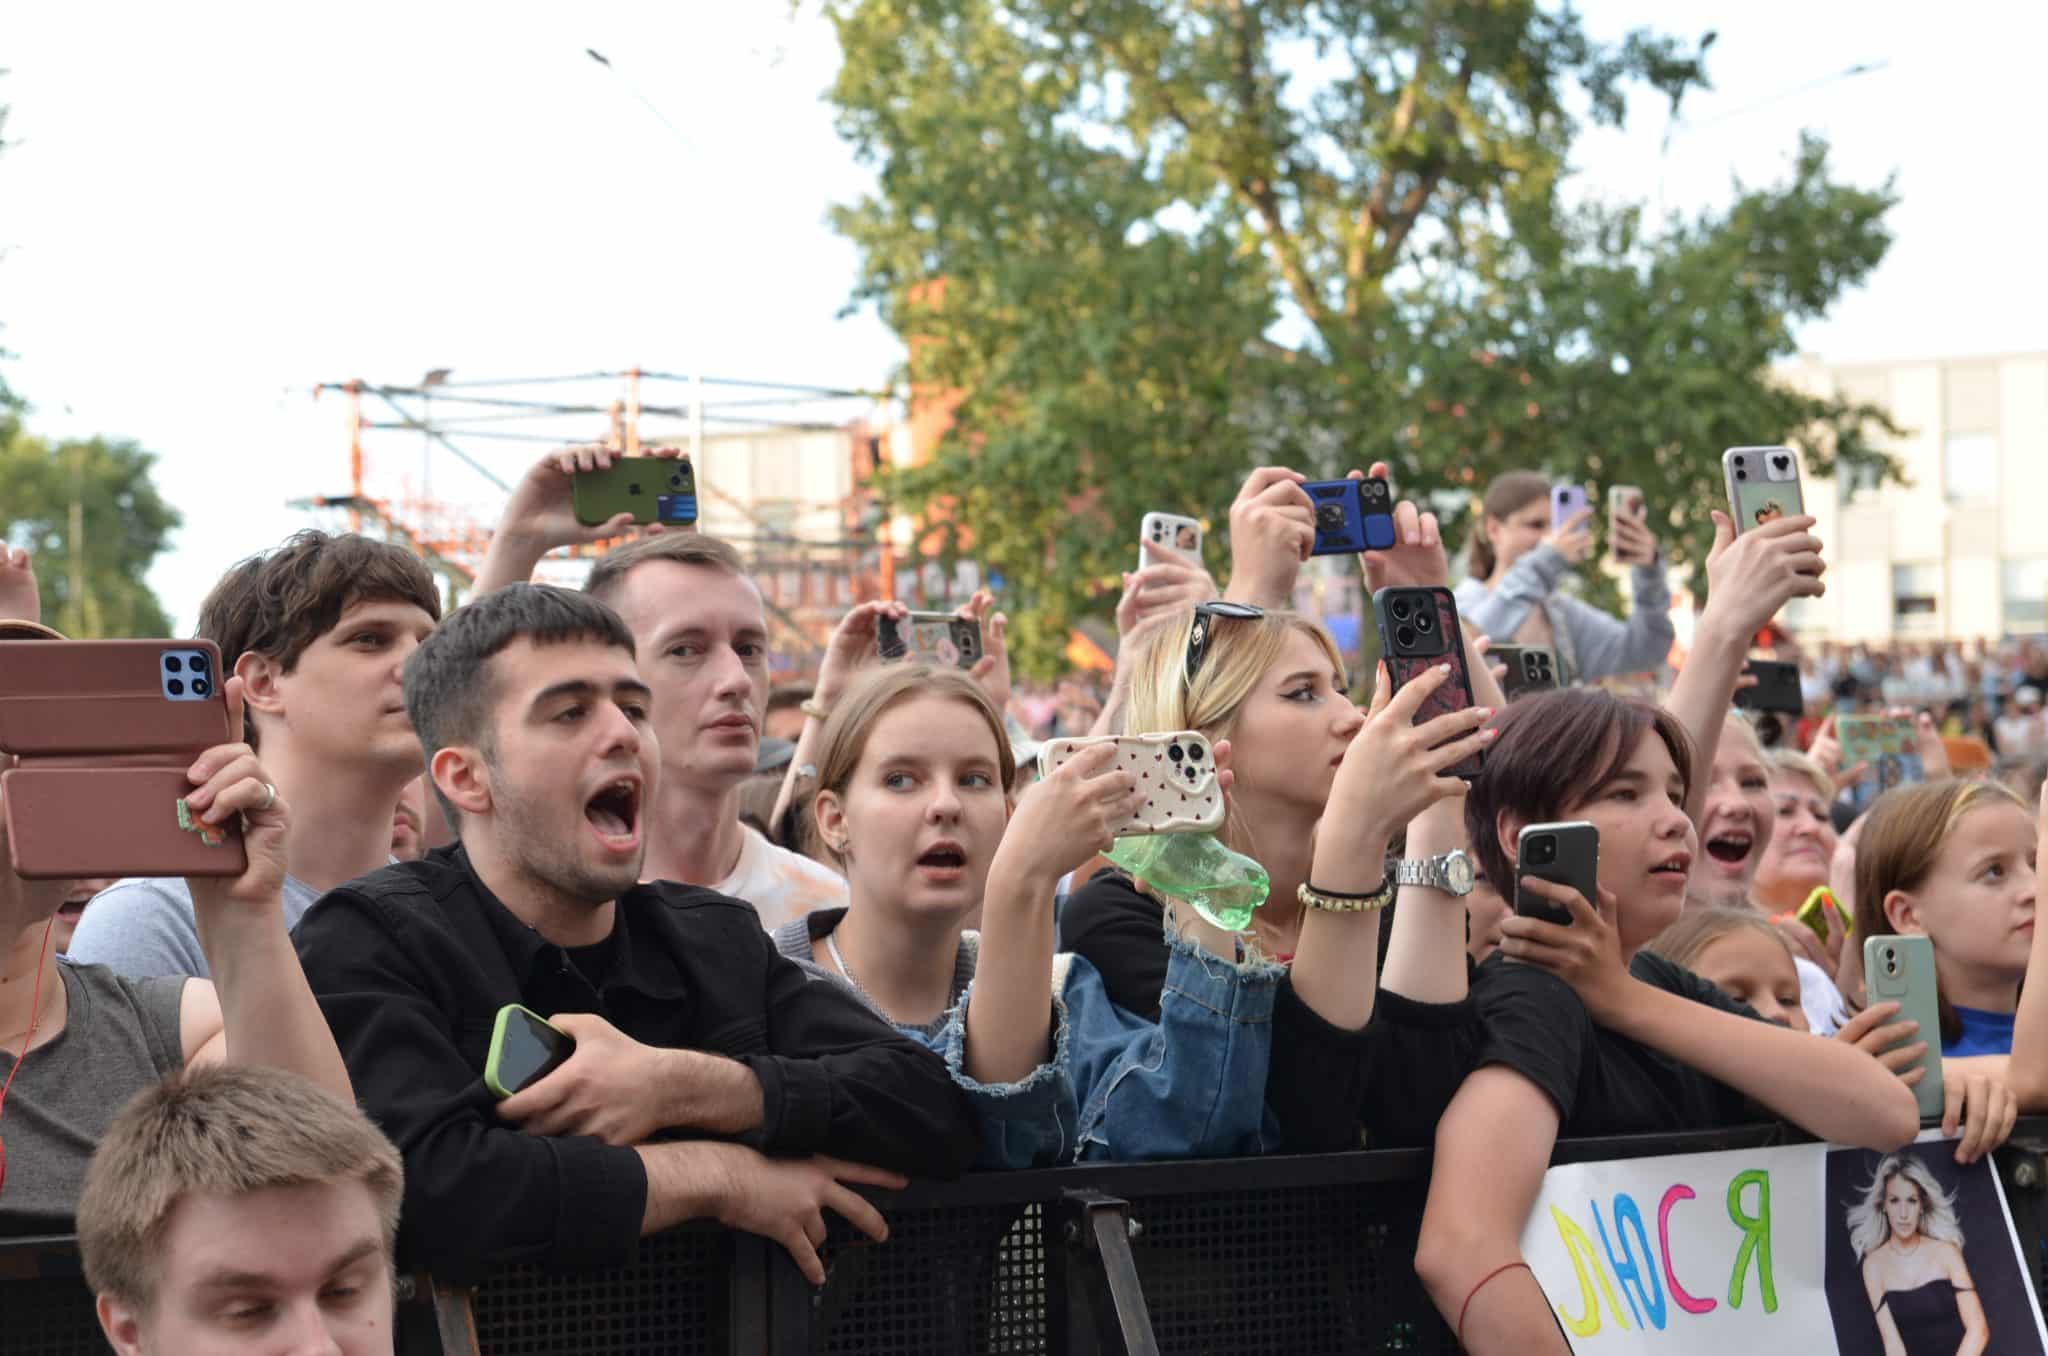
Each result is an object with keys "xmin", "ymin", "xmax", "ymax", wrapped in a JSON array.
[
  {"xmin": 77, "ymin": 1066, "xmax": 404, "ymax": 1314},
  {"xmin": 1120, "ymin": 607, "xmax": 1345, "ymax": 855},
  {"xmin": 1645, "ymin": 904, "xmax": 1796, "ymax": 974},
  {"xmin": 582, "ymin": 531, "xmax": 747, "ymax": 609},
  {"xmin": 1847, "ymin": 1154, "xmax": 1964, "ymax": 1261},
  {"xmin": 815, "ymin": 663, "xmax": 1015, "ymax": 803},
  {"xmin": 1853, "ymin": 778, "xmax": 2029, "ymax": 1044},
  {"xmin": 1768, "ymin": 747, "xmax": 1836, "ymax": 802}
]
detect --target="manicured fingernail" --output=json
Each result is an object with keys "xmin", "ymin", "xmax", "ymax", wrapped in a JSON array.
[
  {"xmin": 1482, "ymin": 728, "xmax": 1500, "ymax": 740},
  {"xmin": 1438, "ymin": 663, "xmax": 1452, "ymax": 674},
  {"xmin": 1475, "ymin": 707, "xmax": 1494, "ymax": 718}
]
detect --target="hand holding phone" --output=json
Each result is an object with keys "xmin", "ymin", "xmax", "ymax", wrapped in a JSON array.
[
  {"xmin": 1301, "ymin": 478, "xmax": 1395, "ymax": 555},
  {"xmin": 1037, "ymin": 731, "xmax": 1225, "ymax": 837},
  {"xmin": 1138, "ymin": 513, "xmax": 1204, "ymax": 571},
  {"xmin": 571, "ymin": 455, "xmax": 699, "ymax": 528},
  {"xmin": 878, "ymin": 611, "xmax": 984, "ymax": 669},
  {"xmin": 1371, "ymin": 586, "xmax": 1484, "ymax": 779},
  {"xmin": 1607, "ymin": 485, "xmax": 1654, "ymax": 566},
  {"xmin": 1514, "ymin": 821, "xmax": 1599, "ymax": 927},
  {"xmin": 1551, "ymin": 484, "xmax": 1590, "ymax": 533},
  {"xmin": 485, "ymin": 1004, "xmax": 575, "ymax": 1099},
  {"xmin": 1491, "ymin": 643, "xmax": 1560, "ymax": 699},
  {"xmin": 1862, "ymin": 934, "xmax": 1945, "ymax": 1123}
]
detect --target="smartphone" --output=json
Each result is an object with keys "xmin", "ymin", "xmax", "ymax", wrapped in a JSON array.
[
  {"xmin": 1732, "ymin": 660, "xmax": 1802, "ymax": 715},
  {"xmin": 1838, "ymin": 713, "xmax": 1924, "ymax": 809},
  {"xmin": 570, "ymin": 456, "xmax": 698, "ymax": 528},
  {"xmin": 1491, "ymin": 643, "xmax": 1560, "ymax": 700},
  {"xmin": 1551, "ymin": 484, "xmax": 1589, "ymax": 533},
  {"xmin": 3, "ymin": 764, "xmax": 247, "ymax": 878},
  {"xmin": 1037, "ymin": 731, "xmax": 1225, "ymax": 837},
  {"xmin": 1608, "ymin": 485, "xmax": 1647, "ymax": 563},
  {"xmin": 877, "ymin": 611, "xmax": 983, "ymax": 669},
  {"xmin": 484, "ymin": 1004, "xmax": 575, "ymax": 1100},
  {"xmin": 1863, "ymin": 934, "xmax": 1945, "ymax": 1123},
  {"xmin": 1302, "ymin": 478, "xmax": 1396, "ymax": 556},
  {"xmin": 1138, "ymin": 513, "xmax": 1204, "ymax": 571},
  {"xmin": 0, "ymin": 640, "xmax": 231, "ymax": 757},
  {"xmin": 1795, "ymin": 885, "xmax": 1842, "ymax": 948},
  {"xmin": 1722, "ymin": 447, "xmax": 1805, "ymax": 534},
  {"xmin": 1372, "ymin": 586, "xmax": 1483, "ymax": 779},
  {"xmin": 0, "ymin": 639, "xmax": 247, "ymax": 878},
  {"xmin": 1514, "ymin": 821, "xmax": 1599, "ymax": 928}
]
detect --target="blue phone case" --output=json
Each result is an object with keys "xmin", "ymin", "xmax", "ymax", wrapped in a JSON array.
[{"xmin": 1304, "ymin": 478, "xmax": 1396, "ymax": 555}]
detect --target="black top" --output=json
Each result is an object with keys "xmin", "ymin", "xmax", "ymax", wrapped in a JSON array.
[
  {"xmin": 1881, "ymin": 1279, "xmax": 1967, "ymax": 1355},
  {"xmin": 1059, "ymin": 868, "xmax": 1171, "ymax": 1021},
  {"xmin": 1467, "ymin": 950, "xmax": 1764, "ymax": 1136},
  {"xmin": 292, "ymin": 845, "xmax": 980, "ymax": 1281}
]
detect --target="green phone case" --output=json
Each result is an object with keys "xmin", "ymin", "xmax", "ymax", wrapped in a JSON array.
[
  {"xmin": 570, "ymin": 456, "xmax": 699, "ymax": 527},
  {"xmin": 483, "ymin": 1003, "xmax": 570, "ymax": 1100},
  {"xmin": 1863, "ymin": 934, "xmax": 1945, "ymax": 1123}
]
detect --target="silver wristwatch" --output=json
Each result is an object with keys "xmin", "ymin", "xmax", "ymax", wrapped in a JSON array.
[{"xmin": 1395, "ymin": 849, "xmax": 1476, "ymax": 898}]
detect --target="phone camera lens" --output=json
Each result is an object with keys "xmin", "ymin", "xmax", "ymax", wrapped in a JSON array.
[
  {"xmin": 165, "ymin": 655, "xmax": 183, "ymax": 673},
  {"xmin": 1414, "ymin": 610, "xmax": 1435, "ymax": 634},
  {"xmin": 1885, "ymin": 955, "xmax": 1899, "ymax": 976},
  {"xmin": 1390, "ymin": 598, "xmax": 1412, "ymax": 622},
  {"xmin": 191, "ymin": 654, "xmax": 208, "ymax": 672},
  {"xmin": 1395, "ymin": 626, "xmax": 1418, "ymax": 650},
  {"xmin": 166, "ymin": 678, "xmax": 185, "ymax": 696},
  {"xmin": 1527, "ymin": 836, "xmax": 1557, "ymax": 866},
  {"xmin": 192, "ymin": 678, "xmax": 211, "ymax": 697},
  {"xmin": 1735, "ymin": 467, "xmax": 1749, "ymax": 482},
  {"xmin": 1185, "ymin": 743, "xmax": 1203, "ymax": 762},
  {"xmin": 1167, "ymin": 743, "xmax": 1184, "ymax": 763}
]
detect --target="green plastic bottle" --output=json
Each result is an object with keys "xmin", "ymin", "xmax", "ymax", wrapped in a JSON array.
[{"xmin": 1103, "ymin": 832, "xmax": 1269, "ymax": 933}]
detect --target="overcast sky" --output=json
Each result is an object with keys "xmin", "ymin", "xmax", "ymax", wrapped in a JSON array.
[{"xmin": 2, "ymin": 1, "xmax": 2043, "ymax": 630}]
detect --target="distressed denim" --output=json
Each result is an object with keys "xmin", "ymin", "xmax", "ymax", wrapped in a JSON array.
[{"xmin": 933, "ymin": 928, "xmax": 1284, "ymax": 1169}]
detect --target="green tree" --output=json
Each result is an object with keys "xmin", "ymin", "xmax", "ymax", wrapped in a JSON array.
[
  {"xmin": 0, "ymin": 415, "xmax": 182, "ymax": 637},
  {"xmin": 824, "ymin": 0, "xmax": 1901, "ymax": 675}
]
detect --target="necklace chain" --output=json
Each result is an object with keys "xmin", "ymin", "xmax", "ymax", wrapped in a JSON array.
[{"xmin": 823, "ymin": 932, "xmax": 880, "ymax": 1010}]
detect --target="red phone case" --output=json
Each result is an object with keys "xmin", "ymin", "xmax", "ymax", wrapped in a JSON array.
[
  {"xmin": 0, "ymin": 639, "xmax": 243, "ymax": 878},
  {"xmin": 1376, "ymin": 587, "xmax": 1483, "ymax": 779}
]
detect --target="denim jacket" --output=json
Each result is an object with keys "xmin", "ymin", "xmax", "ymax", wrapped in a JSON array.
[{"xmin": 935, "ymin": 923, "xmax": 1285, "ymax": 1170}]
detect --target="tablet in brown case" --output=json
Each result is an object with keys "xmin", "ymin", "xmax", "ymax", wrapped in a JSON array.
[{"xmin": 0, "ymin": 639, "xmax": 246, "ymax": 877}]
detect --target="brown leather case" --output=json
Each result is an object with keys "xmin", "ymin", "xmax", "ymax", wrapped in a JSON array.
[
  {"xmin": 3, "ymin": 766, "xmax": 247, "ymax": 878},
  {"xmin": 0, "ymin": 639, "xmax": 230, "ymax": 756},
  {"xmin": 0, "ymin": 639, "xmax": 243, "ymax": 877}
]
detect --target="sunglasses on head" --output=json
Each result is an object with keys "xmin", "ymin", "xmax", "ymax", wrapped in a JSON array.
[{"xmin": 1185, "ymin": 601, "xmax": 1265, "ymax": 683}]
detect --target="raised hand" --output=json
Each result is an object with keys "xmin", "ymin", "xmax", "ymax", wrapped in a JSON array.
[
  {"xmin": 1222, "ymin": 466, "xmax": 1315, "ymax": 608},
  {"xmin": 474, "ymin": 444, "xmax": 688, "ymax": 592},
  {"xmin": 1351, "ymin": 463, "xmax": 1452, "ymax": 594},
  {"xmin": 1329, "ymin": 663, "xmax": 1496, "ymax": 843},
  {"xmin": 1702, "ymin": 510, "xmax": 1826, "ymax": 639},
  {"xmin": 0, "ymin": 546, "xmax": 39, "ymax": 624},
  {"xmin": 815, "ymin": 600, "xmax": 908, "ymax": 707},
  {"xmin": 992, "ymin": 741, "xmax": 1139, "ymax": 887},
  {"xmin": 956, "ymin": 590, "xmax": 1013, "ymax": 715},
  {"xmin": 182, "ymin": 676, "xmax": 291, "ymax": 914},
  {"xmin": 1545, "ymin": 507, "xmax": 1594, "ymax": 565},
  {"xmin": 1117, "ymin": 539, "xmax": 1218, "ymax": 639},
  {"xmin": 1609, "ymin": 508, "xmax": 1658, "ymax": 568}
]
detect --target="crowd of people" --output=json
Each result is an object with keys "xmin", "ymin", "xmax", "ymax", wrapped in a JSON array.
[{"xmin": 1, "ymin": 447, "xmax": 2042, "ymax": 1355}]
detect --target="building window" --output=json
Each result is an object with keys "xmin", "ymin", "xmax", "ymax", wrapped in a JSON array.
[
  {"xmin": 1944, "ymin": 432, "xmax": 1998, "ymax": 502},
  {"xmin": 2006, "ymin": 558, "xmax": 2048, "ymax": 635},
  {"xmin": 1837, "ymin": 457, "xmax": 1884, "ymax": 504},
  {"xmin": 1893, "ymin": 563, "xmax": 1940, "ymax": 634}
]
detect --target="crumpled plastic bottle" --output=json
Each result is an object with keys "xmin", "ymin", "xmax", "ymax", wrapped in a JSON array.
[{"xmin": 1103, "ymin": 832, "xmax": 1269, "ymax": 933}]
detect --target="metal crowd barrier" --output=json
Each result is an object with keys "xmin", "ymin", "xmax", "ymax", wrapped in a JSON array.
[{"xmin": 12, "ymin": 1120, "xmax": 2048, "ymax": 1356}]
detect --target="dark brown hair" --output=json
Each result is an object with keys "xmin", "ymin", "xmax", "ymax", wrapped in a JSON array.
[
  {"xmin": 1467, "ymin": 470, "xmax": 1552, "ymax": 579},
  {"xmin": 198, "ymin": 531, "xmax": 441, "ymax": 748},
  {"xmin": 1463, "ymin": 686, "xmax": 1697, "ymax": 897},
  {"xmin": 582, "ymin": 532, "xmax": 747, "ymax": 610}
]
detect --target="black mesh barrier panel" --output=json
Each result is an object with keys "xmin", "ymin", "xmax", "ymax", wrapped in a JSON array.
[
  {"xmin": 806, "ymin": 1199, "xmax": 1047, "ymax": 1354},
  {"xmin": 465, "ymin": 1226, "xmax": 733, "ymax": 1355},
  {"xmin": 0, "ymin": 1240, "xmax": 111, "ymax": 1356}
]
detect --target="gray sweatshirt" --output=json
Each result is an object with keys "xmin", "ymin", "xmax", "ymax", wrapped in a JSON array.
[{"xmin": 1452, "ymin": 544, "xmax": 1674, "ymax": 682}]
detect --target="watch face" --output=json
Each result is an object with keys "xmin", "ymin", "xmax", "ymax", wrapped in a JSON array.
[{"xmin": 1444, "ymin": 852, "xmax": 1475, "ymax": 894}]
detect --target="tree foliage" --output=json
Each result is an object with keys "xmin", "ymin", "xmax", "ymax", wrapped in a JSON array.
[
  {"xmin": 824, "ymin": 0, "xmax": 1902, "ymax": 675},
  {"xmin": 0, "ymin": 415, "xmax": 182, "ymax": 637}
]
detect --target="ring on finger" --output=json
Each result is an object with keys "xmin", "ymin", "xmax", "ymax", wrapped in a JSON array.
[{"xmin": 257, "ymin": 782, "xmax": 277, "ymax": 812}]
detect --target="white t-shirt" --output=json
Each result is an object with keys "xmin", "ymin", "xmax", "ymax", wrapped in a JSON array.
[
  {"xmin": 714, "ymin": 824, "xmax": 848, "ymax": 934},
  {"xmin": 1797, "ymin": 955, "xmax": 1846, "ymax": 1037}
]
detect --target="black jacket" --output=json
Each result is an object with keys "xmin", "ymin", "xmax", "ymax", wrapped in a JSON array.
[{"xmin": 292, "ymin": 846, "xmax": 980, "ymax": 1280}]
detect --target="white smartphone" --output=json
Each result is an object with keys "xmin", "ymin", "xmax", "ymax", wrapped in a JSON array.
[
  {"xmin": 1138, "ymin": 513, "xmax": 1204, "ymax": 571},
  {"xmin": 1722, "ymin": 447, "xmax": 1805, "ymax": 534},
  {"xmin": 1037, "ymin": 731, "xmax": 1225, "ymax": 837}
]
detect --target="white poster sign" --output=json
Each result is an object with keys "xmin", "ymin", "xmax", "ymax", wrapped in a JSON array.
[{"xmin": 1520, "ymin": 1132, "xmax": 2048, "ymax": 1353}]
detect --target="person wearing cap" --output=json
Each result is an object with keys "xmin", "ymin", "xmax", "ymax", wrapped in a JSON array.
[
  {"xmin": 1994, "ymin": 686, "xmax": 2047, "ymax": 763},
  {"xmin": 0, "ymin": 610, "xmax": 350, "ymax": 1234}
]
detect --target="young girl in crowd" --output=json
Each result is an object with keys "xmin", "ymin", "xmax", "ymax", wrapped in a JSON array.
[
  {"xmin": 1644, "ymin": 905, "xmax": 1809, "ymax": 1031},
  {"xmin": 1397, "ymin": 687, "xmax": 1919, "ymax": 1354},
  {"xmin": 1453, "ymin": 470, "xmax": 1673, "ymax": 683},
  {"xmin": 772, "ymin": 663, "xmax": 1281, "ymax": 1166},
  {"xmin": 1852, "ymin": 779, "xmax": 2037, "ymax": 1060}
]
